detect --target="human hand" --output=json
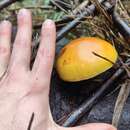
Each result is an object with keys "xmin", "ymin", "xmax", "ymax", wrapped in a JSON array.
[{"xmin": 0, "ymin": 9, "xmax": 116, "ymax": 130}]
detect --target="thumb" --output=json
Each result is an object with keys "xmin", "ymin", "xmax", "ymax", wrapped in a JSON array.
[{"xmin": 58, "ymin": 123, "xmax": 116, "ymax": 130}]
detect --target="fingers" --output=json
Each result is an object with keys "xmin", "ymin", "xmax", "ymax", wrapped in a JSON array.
[
  {"xmin": 32, "ymin": 20, "xmax": 56, "ymax": 84},
  {"xmin": 0, "ymin": 21, "xmax": 11, "ymax": 77},
  {"xmin": 59, "ymin": 123, "xmax": 116, "ymax": 130},
  {"xmin": 9, "ymin": 9, "xmax": 32, "ymax": 71}
]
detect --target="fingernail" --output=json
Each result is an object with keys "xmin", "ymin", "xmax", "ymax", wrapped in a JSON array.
[
  {"xmin": 0, "ymin": 20, "xmax": 11, "ymax": 27},
  {"xmin": 43, "ymin": 19, "xmax": 55, "ymax": 27},
  {"xmin": 18, "ymin": 8, "xmax": 29, "ymax": 17}
]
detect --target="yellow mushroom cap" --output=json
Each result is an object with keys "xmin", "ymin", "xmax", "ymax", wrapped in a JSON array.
[{"xmin": 56, "ymin": 37, "xmax": 118, "ymax": 82}]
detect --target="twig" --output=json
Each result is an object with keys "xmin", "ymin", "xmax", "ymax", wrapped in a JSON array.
[
  {"xmin": 55, "ymin": 0, "xmax": 90, "ymax": 25},
  {"xmin": 62, "ymin": 61, "xmax": 130, "ymax": 127},
  {"xmin": 56, "ymin": 0, "xmax": 105, "ymax": 42},
  {"xmin": 27, "ymin": 112, "xmax": 35, "ymax": 130},
  {"xmin": 71, "ymin": 0, "xmax": 90, "ymax": 16},
  {"xmin": 92, "ymin": 52, "xmax": 115, "ymax": 65},
  {"xmin": 53, "ymin": 0, "xmax": 72, "ymax": 9},
  {"xmin": 112, "ymin": 11, "xmax": 130, "ymax": 43},
  {"xmin": 50, "ymin": 0, "xmax": 68, "ymax": 14},
  {"xmin": 118, "ymin": 0, "xmax": 128, "ymax": 13},
  {"xmin": 8, "ymin": 5, "xmax": 53, "ymax": 11},
  {"xmin": 118, "ymin": 57, "xmax": 130, "ymax": 78},
  {"xmin": 56, "ymin": 0, "xmax": 114, "ymax": 27},
  {"xmin": 91, "ymin": 0, "xmax": 113, "ymax": 24},
  {"xmin": 56, "ymin": 10, "xmax": 90, "ymax": 42},
  {"xmin": 112, "ymin": 79, "xmax": 130, "ymax": 127},
  {"xmin": 0, "ymin": 0, "xmax": 21, "ymax": 10}
]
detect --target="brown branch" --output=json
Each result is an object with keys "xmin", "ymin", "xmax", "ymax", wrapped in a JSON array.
[
  {"xmin": 50, "ymin": 0, "xmax": 68, "ymax": 13},
  {"xmin": 112, "ymin": 79, "xmax": 130, "ymax": 127},
  {"xmin": 112, "ymin": 11, "xmax": 130, "ymax": 43},
  {"xmin": 91, "ymin": 0, "xmax": 113, "ymax": 24},
  {"xmin": 71, "ymin": 0, "xmax": 90, "ymax": 16},
  {"xmin": 56, "ymin": 0, "xmax": 106, "ymax": 42}
]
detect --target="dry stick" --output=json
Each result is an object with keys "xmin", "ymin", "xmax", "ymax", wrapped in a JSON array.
[
  {"xmin": 62, "ymin": 62, "xmax": 129, "ymax": 127},
  {"xmin": 57, "ymin": 0, "xmax": 90, "ymax": 23},
  {"xmin": 57, "ymin": 2, "xmax": 130, "ymax": 44},
  {"xmin": 71, "ymin": 0, "xmax": 90, "ymax": 15},
  {"xmin": 27, "ymin": 112, "xmax": 35, "ymax": 130},
  {"xmin": 56, "ymin": 4, "xmax": 95, "ymax": 42},
  {"xmin": 55, "ymin": 0, "xmax": 98, "ymax": 25},
  {"xmin": 56, "ymin": 0, "xmax": 115, "ymax": 42},
  {"xmin": 91, "ymin": 0, "xmax": 113, "ymax": 24},
  {"xmin": 112, "ymin": 79, "xmax": 130, "ymax": 127},
  {"xmin": 92, "ymin": 52, "xmax": 115, "ymax": 65},
  {"xmin": 118, "ymin": 57, "xmax": 130, "ymax": 78},
  {"xmin": 56, "ymin": 0, "xmax": 105, "ymax": 42},
  {"xmin": 50, "ymin": 0, "xmax": 68, "ymax": 13},
  {"xmin": 53, "ymin": 0, "xmax": 72, "ymax": 9},
  {"xmin": 8, "ymin": 5, "xmax": 53, "ymax": 10},
  {"xmin": 118, "ymin": 0, "xmax": 129, "ymax": 14},
  {"xmin": 0, "ymin": 0, "xmax": 21, "ymax": 10},
  {"xmin": 112, "ymin": 11, "xmax": 130, "ymax": 43}
]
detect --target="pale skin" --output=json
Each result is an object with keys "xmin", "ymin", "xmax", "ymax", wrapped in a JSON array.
[{"xmin": 0, "ymin": 9, "xmax": 116, "ymax": 130}]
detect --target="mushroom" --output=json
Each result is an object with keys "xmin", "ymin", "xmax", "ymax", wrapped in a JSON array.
[{"xmin": 56, "ymin": 37, "xmax": 118, "ymax": 82}]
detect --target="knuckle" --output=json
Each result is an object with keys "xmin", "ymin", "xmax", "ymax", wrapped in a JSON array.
[
  {"xmin": 0, "ymin": 21, "xmax": 11, "ymax": 35},
  {"xmin": 15, "ymin": 39, "xmax": 29, "ymax": 48},
  {"xmin": 0, "ymin": 30, "xmax": 8, "ymax": 36},
  {"xmin": 38, "ymin": 48, "xmax": 53, "ymax": 62},
  {"xmin": 0, "ymin": 46, "xmax": 9, "ymax": 55},
  {"xmin": 0, "ymin": 20, "xmax": 11, "ymax": 26}
]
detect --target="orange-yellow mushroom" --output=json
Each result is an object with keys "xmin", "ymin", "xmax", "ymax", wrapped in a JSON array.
[{"xmin": 56, "ymin": 37, "xmax": 118, "ymax": 82}]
